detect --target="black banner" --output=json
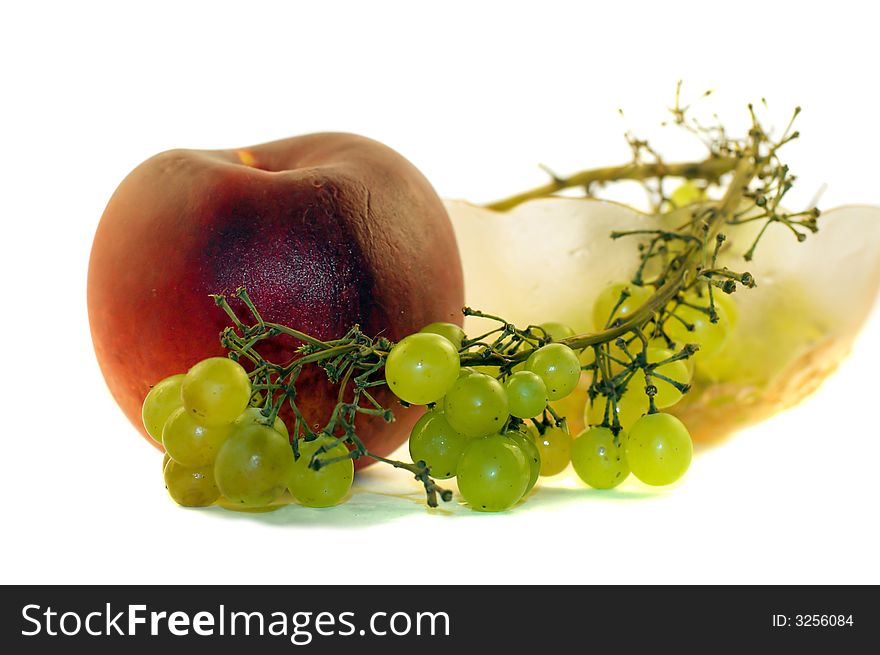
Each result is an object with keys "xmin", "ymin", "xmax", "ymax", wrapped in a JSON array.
[{"xmin": 1, "ymin": 585, "xmax": 875, "ymax": 652}]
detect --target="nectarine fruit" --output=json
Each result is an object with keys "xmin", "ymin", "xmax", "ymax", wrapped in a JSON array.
[{"xmin": 88, "ymin": 133, "xmax": 463, "ymax": 466}]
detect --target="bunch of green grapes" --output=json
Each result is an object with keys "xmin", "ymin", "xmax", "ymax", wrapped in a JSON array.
[
  {"xmin": 144, "ymin": 289, "xmax": 713, "ymax": 514},
  {"xmin": 385, "ymin": 296, "xmax": 707, "ymax": 510},
  {"xmin": 142, "ymin": 357, "xmax": 354, "ymax": 510},
  {"xmin": 385, "ymin": 321, "xmax": 589, "ymax": 511},
  {"xmin": 574, "ymin": 279, "xmax": 738, "ymax": 489}
]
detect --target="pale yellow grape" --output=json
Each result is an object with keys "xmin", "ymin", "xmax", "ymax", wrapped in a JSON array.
[
  {"xmin": 538, "ymin": 322, "xmax": 575, "ymax": 342},
  {"xmin": 288, "ymin": 436, "xmax": 354, "ymax": 507},
  {"xmin": 162, "ymin": 407, "xmax": 232, "ymax": 468},
  {"xmin": 665, "ymin": 302, "xmax": 730, "ymax": 358},
  {"xmin": 525, "ymin": 343, "xmax": 580, "ymax": 400},
  {"xmin": 233, "ymin": 407, "xmax": 290, "ymax": 441},
  {"xmin": 142, "ymin": 374, "xmax": 185, "ymax": 442},
  {"xmin": 408, "ymin": 411, "xmax": 469, "ymax": 479},
  {"xmin": 164, "ymin": 459, "xmax": 220, "ymax": 507},
  {"xmin": 626, "ymin": 413, "xmax": 692, "ymax": 486},
  {"xmin": 592, "ymin": 283, "xmax": 653, "ymax": 330},
  {"xmin": 669, "ymin": 181, "xmax": 706, "ymax": 208},
  {"xmin": 215, "ymin": 423, "xmax": 294, "ymax": 507},
  {"xmin": 181, "ymin": 357, "xmax": 252, "ymax": 426},
  {"xmin": 584, "ymin": 387, "xmax": 647, "ymax": 430},
  {"xmin": 528, "ymin": 425, "xmax": 571, "ymax": 476},
  {"xmin": 420, "ymin": 322, "xmax": 466, "ymax": 350},
  {"xmin": 444, "ymin": 373, "xmax": 509, "ymax": 437},
  {"xmin": 571, "ymin": 426, "xmax": 629, "ymax": 489},
  {"xmin": 385, "ymin": 333, "xmax": 460, "ymax": 405},
  {"xmin": 504, "ymin": 371, "xmax": 549, "ymax": 418},
  {"xmin": 636, "ymin": 347, "xmax": 691, "ymax": 409}
]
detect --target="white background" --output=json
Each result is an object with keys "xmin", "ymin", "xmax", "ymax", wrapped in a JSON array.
[{"xmin": 2, "ymin": 0, "xmax": 878, "ymax": 584}]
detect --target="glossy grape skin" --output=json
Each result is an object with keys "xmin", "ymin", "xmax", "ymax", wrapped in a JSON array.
[
  {"xmin": 420, "ymin": 322, "xmax": 466, "ymax": 350},
  {"xmin": 571, "ymin": 427, "xmax": 629, "ymax": 489},
  {"xmin": 142, "ymin": 374, "xmax": 185, "ymax": 443},
  {"xmin": 584, "ymin": 390, "xmax": 646, "ymax": 430},
  {"xmin": 456, "ymin": 434, "xmax": 529, "ymax": 512},
  {"xmin": 408, "ymin": 411, "xmax": 469, "ymax": 479},
  {"xmin": 214, "ymin": 423, "xmax": 294, "ymax": 507},
  {"xmin": 538, "ymin": 322, "xmax": 575, "ymax": 342},
  {"xmin": 385, "ymin": 333, "xmax": 460, "ymax": 405},
  {"xmin": 528, "ymin": 425, "xmax": 572, "ymax": 476},
  {"xmin": 504, "ymin": 429, "xmax": 541, "ymax": 493},
  {"xmin": 444, "ymin": 373, "xmax": 510, "ymax": 438},
  {"xmin": 625, "ymin": 413, "xmax": 692, "ymax": 486},
  {"xmin": 525, "ymin": 343, "xmax": 581, "ymax": 400},
  {"xmin": 233, "ymin": 407, "xmax": 290, "ymax": 441},
  {"xmin": 665, "ymin": 302, "xmax": 730, "ymax": 359},
  {"xmin": 162, "ymin": 451, "xmax": 171, "ymax": 472},
  {"xmin": 181, "ymin": 357, "xmax": 252, "ymax": 426},
  {"xmin": 164, "ymin": 459, "xmax": 220, "ymax": 507},
  {"xmin": 593, "ymin": 283, "xmax": 653, "ymax": 330},
  {"xmin": 162, "ymin": 407, "xmax": 232, "ymax": 467},
  {"xmin": 636, "ymin": 347, "xmax": 691, "ymax": 409},
  {"xmin": 504, "ymin": 371, "xmax": 549, "ymax": 419},
  {"xmin": 288, "ymin": 436, "xmax": 354, "ymax": 508}
]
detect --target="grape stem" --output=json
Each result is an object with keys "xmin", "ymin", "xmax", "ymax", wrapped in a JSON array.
[
  {"xmin": 484, "ymin": 156, "xmax": 738, "ymax": 212},
  {"xmin": 461, "ymin": 94, "xmax": 813, "ymax": 433},
  {"xmin": 212, "ymin": 289, "xmax": 451, "ymax": 508}
]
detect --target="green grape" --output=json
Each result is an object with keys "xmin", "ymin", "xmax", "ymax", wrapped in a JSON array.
[
  {"xmin": 504, "ymin": 429, "xmax": 541, "ymax": 493},
  {"xmin": 525, "ymin": 343, "xmax": 580, "ymax": 400},
  {"xmin": 504, "ymin": 371, "xmax": 549, "ymax": 419},
  {"xmin": 214, "ymin": 423, "xmax": 294, "ymax": 507},
  {"xmin": 162, "ymin": 407, "xmax": 232, "ymax": 467},
  {"xmin": 163, "ymin": 459, "xmax": 220, "ymax": 507},
  {"xmin": 669, "ymin": 180, "xmax": 706, "ymax": 208},
  {"xmin": 410, "ymin": 410, "xmax": 434, "ymax": 438},
  {"xmin": 626, "ymin": 413, "xmax": 692, "ymax": 486},
  {"xmin": 288, "ymin": 436, "xmax": 354, "ymax": 508},
  {"xmin": 472, "ymin": 365, "xmax": 501, "ymax": 378},
  {"xmin": 592, "ymin": 283, "xmax": 653, "ymax": 330},
  {"xmin": 712, "ymin": 292, "xmax": 739, "ymax": 329},
  {"xmin": 420, "ymin": 322, "xmax": 466, "ymax": 350},
  {"xmin": 538, "ymin": 321, "xmax": 575, "ymax": 342},
  {"xmin": 444, "ymin": 373, "xmax": 509, "ymax": 437},
  {"xmin": 162, "ymin": 451, "xmax": 171, "ymax": 472},
  {"xmin": 181, "ymin": 357, "xmax": 252, "ymax": 426},
  {"xmin": 408, "ymin": 411, "xmax": 469, "ymax": 479},
  {"xmin": 385, "ymin": 333, "xmax": 460, "ymax": 405},
  {"xmin": 647, "ymin": 336, "xmax": 695, "ymax": 377},
  {"xmin": 142, "ymin": 373, "xmax": 185, "ymax": 442},
  {"xmin": 584, "ymin": 389, "xmax": 646, "ymax": 430},
  {"xmin": 528, "ymin": 425, "xmax": 572, "ymax": 476},
  {"xmin": 637, "ymin": 347, "xmax": 690, "ymax": 409},
  {"xmin": 580, "ymin": 338, "xmax": 644, "ymax": 374},
  {"xmin": 457, "ymin": 434, "xmax": 529, "ymax": 512},
  {"xmin": 233, "ymin": 407, "xmax": 290, "ymax": 441},
  {"xmin": 571, "ymin": 426, "xmax": 629, "ymax": 489},
  {"xmin": 665, "ymin": 302, "xmax": 730, "ymax": 358}
]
